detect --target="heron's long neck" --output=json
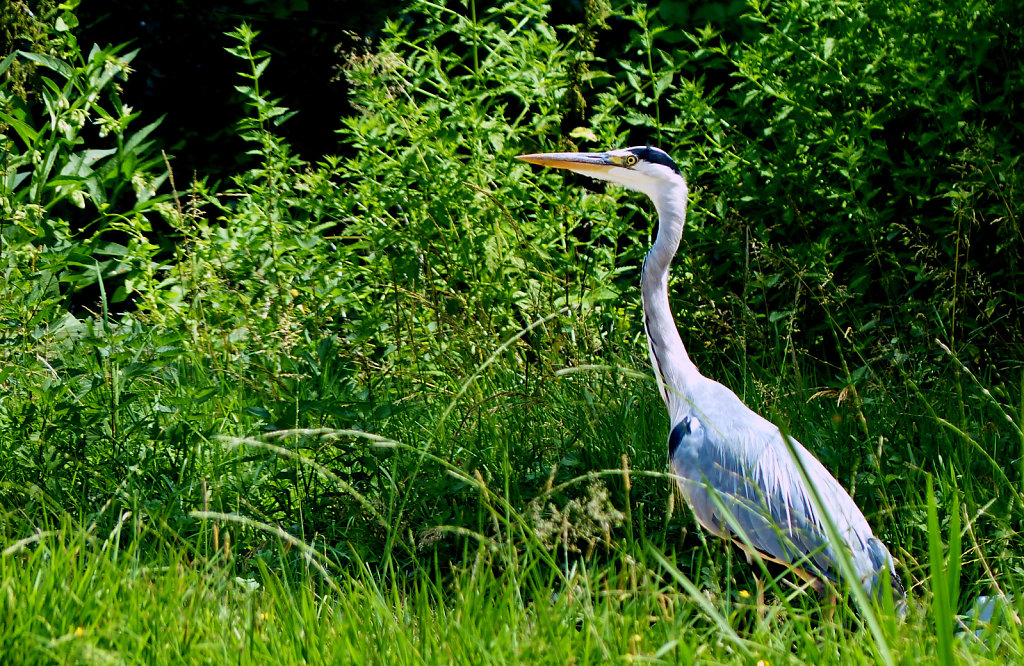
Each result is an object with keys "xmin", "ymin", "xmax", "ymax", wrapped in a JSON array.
[{"xmin": 640, "ymin": 181, "xmax": 700, "ymax": 416}]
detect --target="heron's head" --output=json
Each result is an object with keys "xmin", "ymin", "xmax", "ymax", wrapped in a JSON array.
[{"xmin": 516, "ymin": 146, "xmax": 685, "ymax": 200}]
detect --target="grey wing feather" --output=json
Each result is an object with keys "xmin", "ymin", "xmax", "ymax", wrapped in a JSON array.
[
  {"xmin": 669, "ymin": 414, "xmax": 839, "ymax": 580},
  {"xmin": 667, "ymin": 380, "xmax": 902, "ymax": 597}
]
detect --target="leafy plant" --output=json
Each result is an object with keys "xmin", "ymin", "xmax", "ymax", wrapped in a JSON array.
[{"xmin": 1, "ymin": 14, "xmax": 171, "ymax": 344}]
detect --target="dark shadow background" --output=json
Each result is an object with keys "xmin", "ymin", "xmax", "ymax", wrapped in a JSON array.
[{"xmin": 75, "ymin": 1, "xmax": 397, "ymax": 184}]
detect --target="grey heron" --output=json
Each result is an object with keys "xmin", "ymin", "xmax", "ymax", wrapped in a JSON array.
[{"xmin": 517, "ymin": 146, "xmax": 905, "ymax": 609}]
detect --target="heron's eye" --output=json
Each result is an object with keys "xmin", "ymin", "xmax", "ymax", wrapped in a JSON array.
[{"xmin": 625, "ymin": 155, "xmax": 638, "ymax": 166}]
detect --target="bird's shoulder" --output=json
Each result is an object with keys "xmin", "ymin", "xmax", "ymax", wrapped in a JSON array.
[
  {"xmin": 669, "ymin": 377, "xmax": 830, "ymax": 492},
  {"xmin": 674, "ymin": 377, "xmax": 779, "ymax": 447}
]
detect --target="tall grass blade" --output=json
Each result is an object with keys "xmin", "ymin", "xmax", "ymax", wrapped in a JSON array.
[
  {"xmin": 927, "ymin": 475, "xmax": 955, "ymax": 666},
  {"xmin": 945, "ymin": 472, "xmax": 962, "ymax": 622}
]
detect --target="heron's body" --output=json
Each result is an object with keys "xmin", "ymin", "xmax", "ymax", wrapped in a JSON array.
[
  {"xmin": 518, "ymin": 146, "xmax": 904, "ymax": 605},
  {"xmin": 666, "ymin": 374, "xmax": 895, "ymax": 593}
]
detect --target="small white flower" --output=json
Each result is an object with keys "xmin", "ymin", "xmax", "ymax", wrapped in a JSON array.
[{"xmin": 69, "ymin": 108, "xmax": 88, "ymax": 129}]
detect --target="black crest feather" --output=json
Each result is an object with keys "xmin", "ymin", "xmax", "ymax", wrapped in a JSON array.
[{"xmin": 629, "ymin": 146, "xmax": 680, "ymax": 174}]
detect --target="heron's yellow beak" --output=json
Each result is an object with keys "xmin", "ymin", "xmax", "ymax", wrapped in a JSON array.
[{"xmin": 516, "ymin": 151, "xmax": 618, "ymax": 176}]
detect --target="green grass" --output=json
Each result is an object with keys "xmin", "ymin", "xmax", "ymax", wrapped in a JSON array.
[
  {"xmin": 3, "ymin": 351, "xmax": 1023, "ymax": 663},
  {"xmin": 2, "ymin": 434, "xmax": 1021, "ymax": 665}
]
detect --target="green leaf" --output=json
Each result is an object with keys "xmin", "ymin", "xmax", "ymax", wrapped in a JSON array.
[
  {"xmin": 55, "ymin": 11, "xmax": 79, "ymax": 32},
  {"xmin": 123, "ymin": 116, "xmax": 165, "ymax": 156},
  {"xmin": 0, "ymin": 111, "xmax": 39, "ymax": 145},
  {"xmin": 655, "ymin": 70, "xmax": 674, "ymax": 98},
  {"xmin": 193, "ymin": 387, "xmax": 219, "ymax": 404},
  {"xmin": 17, "ymin": 51, "xmax": 73, "ymax": 79},
  {"xmin": 92, "ymin": 242, "xmax": 129, "ymax": 257},
  {"xmin": 245, "ymin": 406, "xmax": 273, "ymax": 420},
  {"xmin": 0, "ymin": 52, "xmax": 17, "ymax": 77},
  {"xmin": 569, "ymin": 127, "xmax": 599, "ymax": 142}
]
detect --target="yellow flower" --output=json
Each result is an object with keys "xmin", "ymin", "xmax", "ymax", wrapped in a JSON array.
[{"xmin": 739, "ymin": 589, "xmax": 751, "ymax": 599}]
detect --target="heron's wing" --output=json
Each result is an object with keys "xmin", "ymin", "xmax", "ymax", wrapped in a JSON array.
[
  {"xmin": 668, "ymin": 411, "xmax": 841, "ymax": 581},
  {"xmin": 668, "ymin": 395, "xmax": 902, "ymax": 598}
]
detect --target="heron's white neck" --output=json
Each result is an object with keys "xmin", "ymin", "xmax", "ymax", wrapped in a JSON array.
[{"xmin": 640, "ymin": 179, "xmax": 701, "ymax": 416}]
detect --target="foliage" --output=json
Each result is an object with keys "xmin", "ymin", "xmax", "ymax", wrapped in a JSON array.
[
  {"xmin": 0, "ymin": 526, "xmax": 971, "ymax": 665},
  {"xmin": 2, "ymin": 0, "xmax": 1024, "ymax": 662},
  {"xmin": 618, "ymin": 0, "xmax": 1024, "ymax": 380},
  {"xmin": 0, "ymin": 0, "xmax": 60, "ymax": 99},
  {"xmin": 0, "ymin": 16, "xmax": 171, "ymax": 334}
]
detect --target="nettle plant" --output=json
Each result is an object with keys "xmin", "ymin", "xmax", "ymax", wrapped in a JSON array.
[{"xmin": 0, "ymin": 24, "xmax": 171, "ymax": 337}]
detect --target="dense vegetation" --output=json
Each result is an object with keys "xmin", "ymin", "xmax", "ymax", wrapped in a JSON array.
[{"xmin": 2, "ymin": 0, "xmax": 1022, "ymax": 662}]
